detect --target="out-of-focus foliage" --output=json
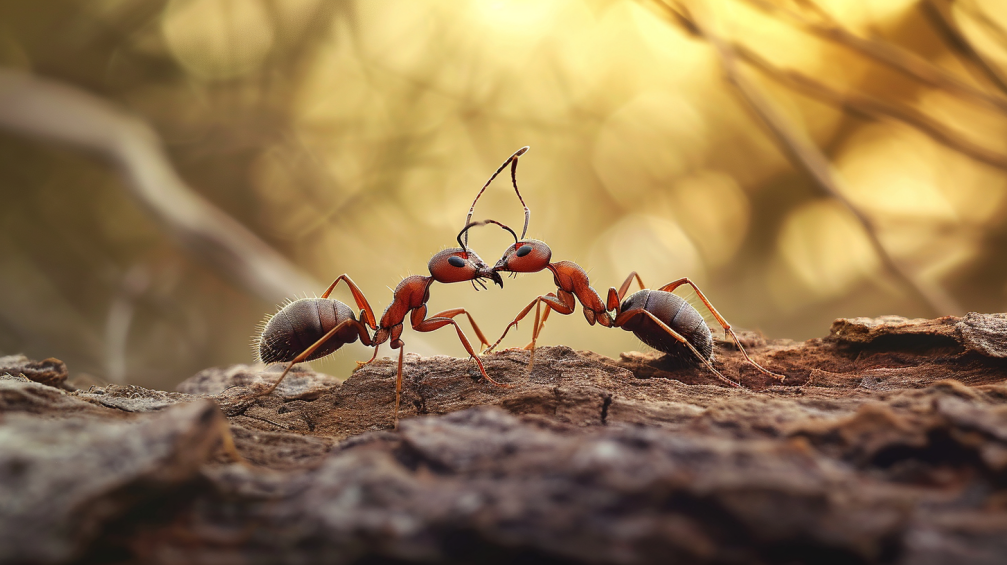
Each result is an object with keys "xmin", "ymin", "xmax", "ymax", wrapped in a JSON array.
[{"xmin": 2, "ymin": 0, "xmax": 1007, "ymax": 389}]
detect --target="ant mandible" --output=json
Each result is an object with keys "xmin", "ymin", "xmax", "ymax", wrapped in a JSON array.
[
  {"xmin": 256, "ymin": 223, "xmax": 507, "ymax": 425},
  {"xmin": 471, "ymin": 147, "xmax": 785, "ymax": 387}
]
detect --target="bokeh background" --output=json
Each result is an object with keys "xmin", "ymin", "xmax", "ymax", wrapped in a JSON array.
[{"xmin": 2, "ymin": 0, "xmax": 1007, "ymax": 390}]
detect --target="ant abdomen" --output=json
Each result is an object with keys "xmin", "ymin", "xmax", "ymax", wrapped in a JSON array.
[
  {"xmin": 619, "ymin": 290, "xmax": 714, "ymax": 361},
  {"xmin": 258, "ymin": 298, "xmax": 359, "ymax": 364}
]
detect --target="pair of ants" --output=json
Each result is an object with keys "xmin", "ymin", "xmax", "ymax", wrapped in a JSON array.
[{"xmin": 256, "ymin": 147, "xmax": 784, "ymax": 424}]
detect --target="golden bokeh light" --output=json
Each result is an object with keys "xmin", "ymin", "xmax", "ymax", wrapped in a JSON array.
[
  {"xmin": 594, "ymin": 89, "xmax": 709, "ymax": 205},
  {"xmin": 835, "ymin": 124, "xmax": 959, "ymax": 223},
  {"xmin": 593, "ymin": 213, "xmax": 705, "ymax": 288},
  {"xmin": 162, "ymin": 0, "xmax": 276, "ymax": 80},
  {"xmin": 777, "ymin": 199, "xmax": 880, "ymax": 299},
  {"xmin": 661, "ymin": 170, "xmax": 751, "ymax": 268}
]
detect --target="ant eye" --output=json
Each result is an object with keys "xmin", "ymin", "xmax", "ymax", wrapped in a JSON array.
[
  {"xmin": 448, "ymin": 256, "xmax": 466, "ymax": 268},
  {"xmin": 516, "ymin": 245, "xmax": 533, "ymax": 258}
]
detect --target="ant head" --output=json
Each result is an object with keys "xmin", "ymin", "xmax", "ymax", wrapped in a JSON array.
[
  {"xmin": 428, "ymin": 248, "xmax": 497, "ymax": 285},
  {"xmin": 493, "ymin": 239, "xmax": 552, "ymax": 273},
  {"xmin": 427, "ymin": 220, "xmax": 508, "ymax": 288}
]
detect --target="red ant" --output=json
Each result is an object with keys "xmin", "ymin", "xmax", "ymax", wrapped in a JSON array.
[
  {"xmin": 471, "ymin": 147, "xmax": 785, "ymax": 387},
  {"xmin": 256, "ymin": 223, "xmax": 507, "ymax": 425}
]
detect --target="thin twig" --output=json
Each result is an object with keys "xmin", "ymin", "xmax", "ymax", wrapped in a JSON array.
[
  {"xmin": 0, "ymin": 70, "xmax": 317, "ymax": 302},
  {"xmin": 739, "ymin": 0, "xmax": 1007, "ymax": 114},
  {"xmin": 733, "ymin": 43, "xmax": 1007, "ymax": 171},
  {"xmin": 790, "ymin": 0, "xmax": 837, "ymax": 25},
  {"xmin": 959, "ymin": 0, "xmax": 1007, "ymax": 53},
  {"xmin": 923, "ymin": 0, "xmax": 1007, "ymax": 98},
  {"xmin": 654, "ymin": 0, "xmax": 963, "ymax": 316}
]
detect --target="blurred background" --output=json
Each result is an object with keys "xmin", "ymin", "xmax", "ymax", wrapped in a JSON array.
[{"xmin": 1, "ymin": 0, "xmax": 1007, "ymax": 390}]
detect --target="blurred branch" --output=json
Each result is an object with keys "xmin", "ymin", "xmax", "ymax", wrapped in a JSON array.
[
  {"xmin": 0, "ymin": 70, "xmax": 317, "ymax": 303},
  {"xmin": 958, "ymin": 0, "xmax": 1007, "ymax": 53},
  {"xmin": 652, "ymin": 0, "xmax": 964, "ymax": 316},
  {"xmin": 739, "ymin": 0, "xmax": 1007, "ymax": 113},
  {"xmin": 790, "ymin": 0, "xmax": 838, "ymax": 26},
  {"xmin": 923, "ymin": 0, "xmax": 1007, "ymax": 98},
  {"xmin": 733, "ymin": 43, "xmax": 1007, "ymax": 171}
]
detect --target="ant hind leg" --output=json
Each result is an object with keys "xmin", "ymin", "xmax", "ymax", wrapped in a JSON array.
[{"xmin": 658, "ymin": 278, "xmax": 785, "ymax": 382}]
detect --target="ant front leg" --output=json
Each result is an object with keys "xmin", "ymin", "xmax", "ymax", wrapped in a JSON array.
[
  {"xmin": 425, "ymin": 307, "xmax": 492, "ymax": 352},
  {"xmin": 614, "ymin": 309, "xmax": 742, "ymax": 389},
  {"xmin": 392, "ymin": 346, "xmax": 405, "ymax": 429},
  {"xmin": 487, "ymin": 290, "xmax": 575, "ymax": 370},
  {"xmin": 529, "ymin": 300, "xmax": 553, "ymax": 349},
  {"xmin": 658, "ymin": 278, "xmax": 784, "ymax": 382},
  {"xmin": 356, "ymin": 344, "xmax": 381, "ymax": 370},
  {"xmin": 409, "ymin": 306, "xmax": 509, "ymax": 387}
]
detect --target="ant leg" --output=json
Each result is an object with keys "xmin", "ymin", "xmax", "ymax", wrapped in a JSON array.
[
  {"xmin": 528, "ymin": 291, "xmax": 573, "ymax": 370},
  {"xmin": 356, "ymin": 343, "xmax": 381, "ymax": 369},
  {"xmin": 394, "ymin": 346, "xmax": 405, "ymax": 429},
  {"xmin": 525, "ymin": 300, "xmax": 544, "ymax": 370},
  {"xmin": 259, "ymin": 319, "xmax": 370, "ymax": 397},
  {"xmin": 427, "ymin": 308, "xmax": 491, "ymax": 351},
  {"xmin": 618, "ymin": 272, "xmax": 647, "ymax": 300},
  {"xmin": 524, "ymin": 294, "xmax": 564, "ymax": 370},
  {"xmin": 487, "ymin": 291, "xmax": 575, "ymax": 353},
  {"xmin": 657, "ymin": 278, "xmax": 784, "ymax": 381},
  {"xmin": 488, "ymin": 297, "xmax": 542, "ymax": 352},
  {"xmin": 319, "ymin": 275, "xmax": 377, "ymax": 329},
  {"xmin": 463, "ymin": 146, "xmax": 531, "ymax": 246},
  {"xmin": 409, "ymin": 306, "xmax": 510, "ymax": 387},
  {"xmin": 526, "ymin": 303, "xmax": 553, "ymax": 349},
  {"xmin": 614, "ymin": 309, "xmax": 743, "ymax": 389}
]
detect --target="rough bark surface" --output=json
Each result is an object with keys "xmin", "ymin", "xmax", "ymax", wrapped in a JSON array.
[{"xmin": 3, "ymin": 315, "xmax": 1007, "ymax": 564}]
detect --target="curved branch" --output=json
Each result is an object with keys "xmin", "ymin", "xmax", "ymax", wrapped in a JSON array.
[
  {"xmin": 923, "ymin": 0, "xmax": 1007, "ymax": 98},
  {"xmin": 733, "ymin": 43, "xmax": 1007, "ymax": 171},
  {"xmin": 0, "ymin": 70, "xmax": 317, "ymax": 302},
  {"xmin": 650, "ymin": 0, "xmax": 964, "ymax": 316},
  {"xmin": 739, "ymin": 0, "xmax": 1007, "ymax": 113}
]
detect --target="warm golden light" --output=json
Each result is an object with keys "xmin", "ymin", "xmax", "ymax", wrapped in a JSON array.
[
  {"xmin": 162, "ymin": 0, "xmax": 276, "ymax": 80},
  {"xmin": 777, "ymin": 199, "xmax": 879, "ymax": 299}
]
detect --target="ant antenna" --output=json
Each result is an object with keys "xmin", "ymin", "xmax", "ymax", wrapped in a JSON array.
[
  {"xmin": 481, "ymin": 219, "xmax": 520, "ymax": 248},
  {"xmin": 464, "ymin": 147, "xmax": 530, "ymax": 246},
  {"xmin": 457, "ymin": 221, "xmax": 478, "ymax": 256},
  {"xmin": 459, "ymin": 219, "xmax": 519, "ymax": 251},
  {"xmin": 458, "ymin": 219, "xmax": 516, "ymax": 292}
]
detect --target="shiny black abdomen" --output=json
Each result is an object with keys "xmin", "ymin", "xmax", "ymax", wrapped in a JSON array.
[
  {"xmin": 258, "ymin": 298, "xmax": 358, "ymax": 363},
  {"xmin": 618, "ymin": 289, "xmax": 713, "ymax": 361}
]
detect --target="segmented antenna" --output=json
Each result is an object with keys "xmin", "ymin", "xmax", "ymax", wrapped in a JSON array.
[
  {"xmin": 464, "ymin": 146, "xmax": 530, "ymax": 246},
  {"xmin": 458, "ymin": 219, "xmax": 519, "ymax": 252},
  {"xmin": 457, "ymin": 216, "xmax": 519, "ymax": 251}
]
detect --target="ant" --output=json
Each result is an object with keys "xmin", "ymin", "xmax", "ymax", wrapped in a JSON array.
[
  {"xmin": 470, "ymin": 147, "xmax": 785, "ymax": 387},
  {"xmin": 256, "ymin": 223, "xmax": 507, "ymax": 425}
]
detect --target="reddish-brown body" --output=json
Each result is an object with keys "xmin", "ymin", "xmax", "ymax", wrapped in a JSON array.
[
  {"xmin": 546, "ymin": 261, "xmax": 610, "ymax": 327},
  {"xmin": 373, "ymin": 275, "xmax": 434, "ymax": 348},
  {"xmin": 255, "ymin": 232, "xmax": 508, "ymax": 427},
  {"xmin": 472, "ymin": 146, "xmax": 784, "ymax": 387},
  {"xmin": 491, "ymin": 240, "xmax": 783, "ymax": 386},
  {"xmin": 364, "ymin": 248, "xmax": 504, "ymax": 382},
  {"xmin": 487, "ymin": 243, "xmax": 620, "ymax": 359}
]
